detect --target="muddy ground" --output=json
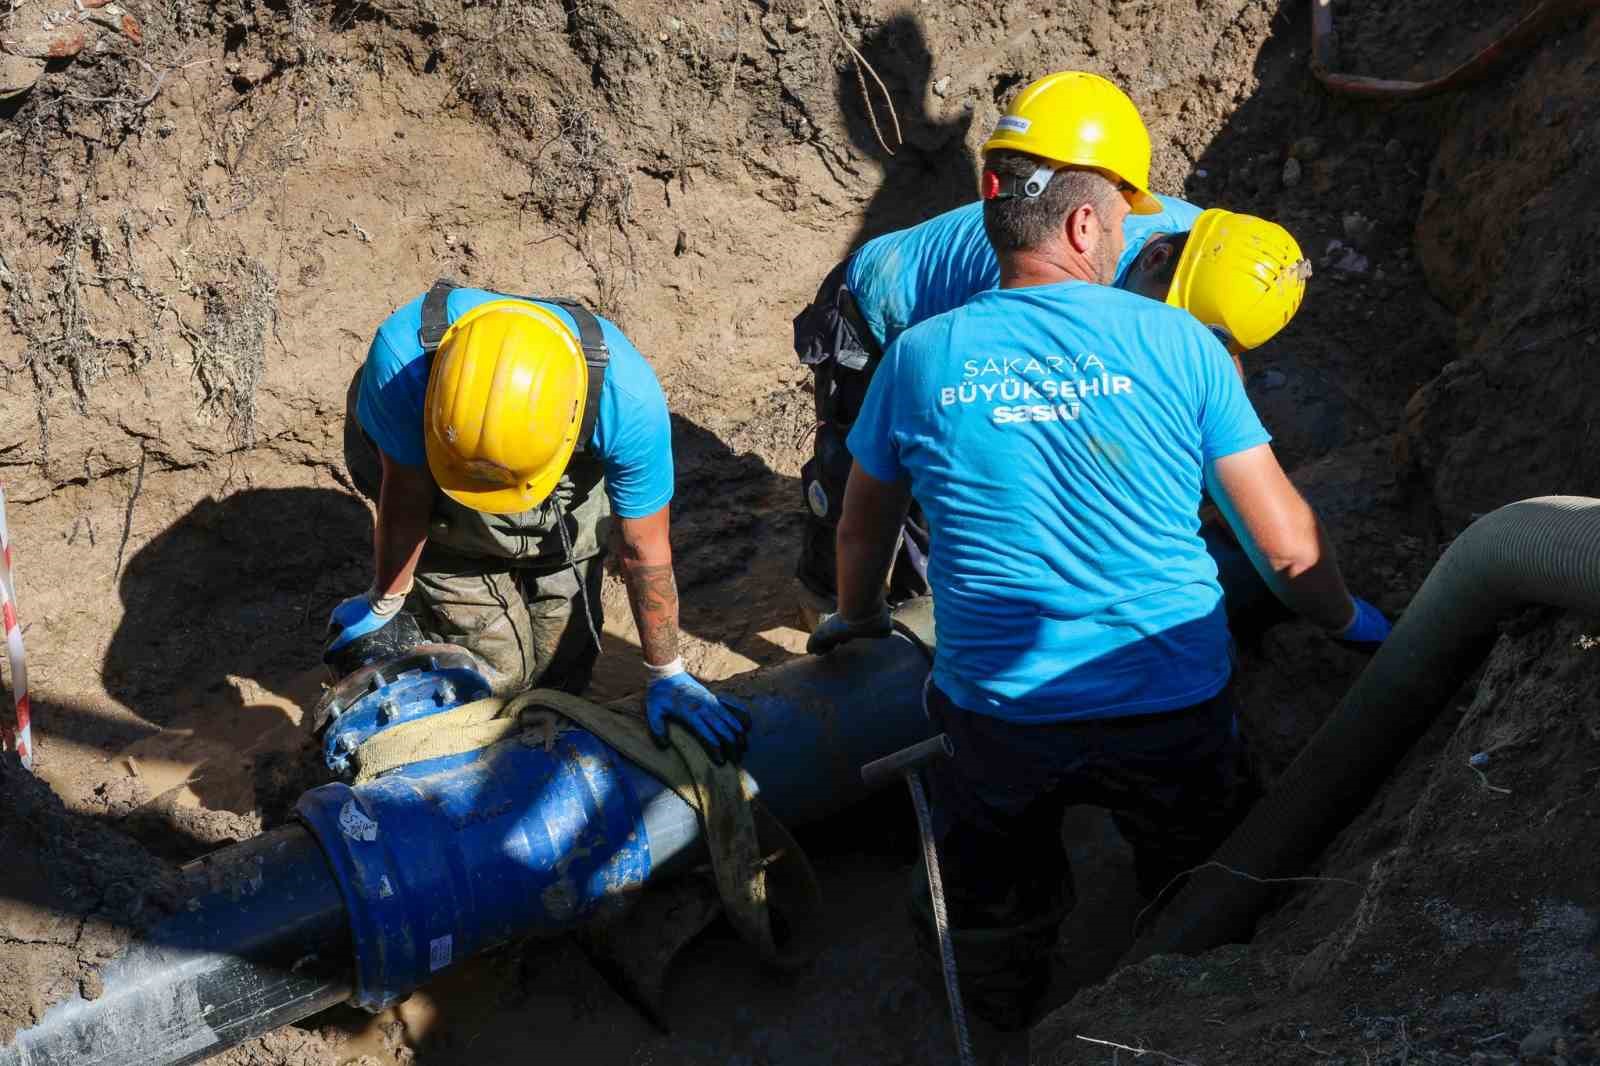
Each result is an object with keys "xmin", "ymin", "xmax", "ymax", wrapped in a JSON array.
[{"xmin": 1, "ymin": 0, "xmax": 1598, "ymax": 1061}]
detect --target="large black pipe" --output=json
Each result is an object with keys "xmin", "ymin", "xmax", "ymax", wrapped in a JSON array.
[
  {"xmin": 1128, "ymin": 496, "xmax": 1600, "ymax": 961},
  {"xmin": 0, "ymin": 826, "xmax": 351, "ymax": 1066}
]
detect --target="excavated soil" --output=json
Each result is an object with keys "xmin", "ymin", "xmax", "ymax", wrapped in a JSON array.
[
  {"xmin": 0, "ymin": 752, "xmax": 178, "ymax": 1044},
  {"xmin": 1, "ymin": 0, "xmax": 1597, "ymax": 1061}
]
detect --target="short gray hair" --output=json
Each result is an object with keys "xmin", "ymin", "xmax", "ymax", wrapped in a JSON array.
[{"xmin": 982, "ymin": 150, "xmax": 1120, "ymax": 254}]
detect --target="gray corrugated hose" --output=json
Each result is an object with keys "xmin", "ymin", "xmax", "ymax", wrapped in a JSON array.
[{"xmin": 1128, "ymin": 496, "xmax": 1600, "ymax": 961}]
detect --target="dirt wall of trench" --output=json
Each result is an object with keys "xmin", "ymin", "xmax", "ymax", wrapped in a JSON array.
[{"xmin": 1, "ymin": 0, "xmax": 1597, "ymax": 1061}]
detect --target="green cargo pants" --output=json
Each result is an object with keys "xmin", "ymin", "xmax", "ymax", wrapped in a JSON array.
[{"xmin": 343, "ymin": 370, "xmax": 609, "ymax": 696}]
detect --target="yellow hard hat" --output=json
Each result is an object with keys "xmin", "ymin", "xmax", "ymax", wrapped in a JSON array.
[
  {"xmin": 982, "ymin": 71, "xmax": 1161, "ymax": 215},
  {"xmin": 1167, "ymin": 209, "xmax": 1311, "ymax": 354},
  {"xmin": 423, "ymin": 300, "xmax": 587, "ymax": 514}
]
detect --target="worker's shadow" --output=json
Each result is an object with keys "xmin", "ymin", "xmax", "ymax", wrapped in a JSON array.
[
  {"xmin": 90, "ymin": 415, "xmax": 806, "ymax": 842},
  {"xmin": 838, "ymin": 15, "xmax": 979, "ymax": 249},
  {"xmin": 586, "ymin": 414, "xmax": 809, "ymax": 703},
  {"xmin": 100, "ymin": 486, "xmax": 371, "ymax": 847}
]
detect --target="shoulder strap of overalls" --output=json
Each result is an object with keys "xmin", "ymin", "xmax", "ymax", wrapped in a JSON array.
[{"xmin": 417, "ymin": 279, "xmax": 611, "ymax": 453}]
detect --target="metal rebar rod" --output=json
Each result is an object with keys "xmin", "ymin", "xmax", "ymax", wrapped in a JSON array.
[{"xmin": 909, "ymin": 769, "xmax": 975, "ymax": 1066}]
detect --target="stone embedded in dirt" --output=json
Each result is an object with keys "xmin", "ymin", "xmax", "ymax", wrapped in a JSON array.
[
  {"xmin": 1342, "ymin": 211, "xmax": 1377, "ymax": 244},
  {"xmin": 230, "ymin": 60, "xmax": 275, "ymax": 91},
  {"xmin": 1282, "ymin": 156, "xmax": 1303, "ymax": 188},
  {"xmin": 0, "ymin": 51, "xmax": 45, "ymax": 98},
  {"xmin": 1290, "ymin": 135, "xmax": 1324, "ymax": 161},
  {"xmin": 78, "ymin": 3, "xmax": 141, "ymax": 44},
  {"xmin": 1521, "ymin": 1025, "xmax": 1563, "ymax": 1058},
  {"xmin": 1251, "ymin": 368, "xmax": 1289, "ymax": 392},
  {"xmin": 0, "ymin": 23, "xmax": 87, "ymax": 59},
  {"xmin": 1324, "ymin": 239, "xmax": 1370, "ymax": 275}
]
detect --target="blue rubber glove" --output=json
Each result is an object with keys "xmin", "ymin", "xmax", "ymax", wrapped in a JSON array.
[
  {"xmin": 1331, "ymin": 597, "xmax": 1391, "ymax": 653},
  {"xmin": 806, "ymin": 607, "xmax": 894, "ymax": 656},
  {"xmin": 645, "ymin": 670, "xmax": 753, "ymax": 766},
  {"xmin": 325, "ymin": 592, "xmax": 395, "ymax": 655}
]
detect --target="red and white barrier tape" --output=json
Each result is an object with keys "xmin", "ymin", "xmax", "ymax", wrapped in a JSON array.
[{"xmin": 0, "ymin": 487, "xmax": 32, "ymax": 770}]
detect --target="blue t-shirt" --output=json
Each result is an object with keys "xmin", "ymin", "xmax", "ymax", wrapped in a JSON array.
[
  {"xmin": 844, "ymin": 195, "xmax": 1203, "ymax": 350},
  {"xmin": 847, "ymin": 281, "xmax": 1271, "ymax": 722},
  {"xmin": 356, "ymin": 288, "xmax": 674, "ymax": 519}
]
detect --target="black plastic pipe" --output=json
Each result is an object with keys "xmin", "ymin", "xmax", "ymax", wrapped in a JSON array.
[{"xmin": 0, "ymin": 826, "xmax": 351, "ymax": 1066}]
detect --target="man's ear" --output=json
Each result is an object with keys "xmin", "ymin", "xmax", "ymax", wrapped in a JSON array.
[{"xmin": 1064, "ymin": 203, "xmax": 1099, "ymax": 256}]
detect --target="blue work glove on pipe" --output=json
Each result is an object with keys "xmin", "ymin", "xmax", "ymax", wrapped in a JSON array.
[
  {"xmin": 324, "ymin": 585, "xmax": 408, "ymax": 657},
  {"xmin": 1330, "ymin": 596, "xmax": 1391, "ymax": 653},
  {"xmin": 645, "ymin": 668, "xmax": 753, "ymax": 766},
  {"xmin": 325, "ymin": 592, "xmax": 392, "ymax": 654},
  {"xmin": 806, "ymin": 607, "xmax": 894, "ymax": 656}
]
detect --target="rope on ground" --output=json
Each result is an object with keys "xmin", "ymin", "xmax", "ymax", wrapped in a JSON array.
[{"xmin": 815, "ymin": 0, "xmax": 901, "ymax": 155}]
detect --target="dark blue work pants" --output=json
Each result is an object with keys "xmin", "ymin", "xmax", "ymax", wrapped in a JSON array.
[{"xmin": 923, "ymin": 679, "xmax": 1258, "ymax": 930}]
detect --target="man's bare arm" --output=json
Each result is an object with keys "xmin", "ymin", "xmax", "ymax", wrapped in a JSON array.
[
  {"xmin": 1205, "ymin": 443, "xmax": 1355, "ymax": 631},
  {"xmin": 615, "ymin": 505, "xmax": 680, "ymax": 667},
  {"xmin": 836, "ymin": 461, "xmax": 912, "ymax": 621},
  {"xmin": 374, "ymin": 451, "xmax": 435, "ymax": 596}
]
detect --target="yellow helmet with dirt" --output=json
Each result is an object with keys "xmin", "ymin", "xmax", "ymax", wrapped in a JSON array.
[
  {"xmin": 423, "ymin": 300, "xmax": 587, "ymax": 515},
  {"xmin": 1166, "ymin": 209, "xmax": 1311, "ymax": 354},
  {"xmin": 982, "ymin": 70, "xmax": 1161, "ymax": 214}
]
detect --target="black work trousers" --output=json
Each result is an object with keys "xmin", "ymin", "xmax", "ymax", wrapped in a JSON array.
[{"xmin": 924, "ymin": 679, "xmax": 1258, "ymax": 930}]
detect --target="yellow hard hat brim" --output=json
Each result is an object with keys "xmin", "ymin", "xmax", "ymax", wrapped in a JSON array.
[
  {"xmin": 426, "ymin": 428, "xmax": 567, "ymax": 515},
  {"xmin": 1165, "ymin": 209, "xmax": 1227, "ymax": 313},
  {"xmin": 1124, "ymin": 186, "xmax": 1162, "ymax": 216},
  {"xmin": 980, "ymin": 131, "xmax": 1162, "ymax": 215}
]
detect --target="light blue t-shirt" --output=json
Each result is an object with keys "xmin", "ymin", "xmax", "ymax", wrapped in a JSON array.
[
  {"xmin": 844, "ymin": 195, "xmax": 1203, "ymax": 350},
  {"xmin": 847, "ymin": 281, "xmax": 1270, "ymax": 722},
  {"xmin": 356, "ymin": 288, "xmax": 674, "ymax": 519}
]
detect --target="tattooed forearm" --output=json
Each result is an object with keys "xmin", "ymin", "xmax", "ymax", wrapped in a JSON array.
[{"xmin": 623, "ymin": 561, "xmax": 680, "ymax": 665}]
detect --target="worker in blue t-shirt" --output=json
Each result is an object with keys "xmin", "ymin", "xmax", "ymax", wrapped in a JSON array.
[
  {"xmin": 792, "ymin": 193, "xmax": 1202, "ymax": 622},
  {"xmin": 326, "ymin": 283, "xmax": 750, "ymax": 765},
  {"xmin": 808, "ymin": 72, "xmax": 1391, "ymax": 1028},
  {"xmin": 793, "ymin": 186, "xmax": 1325, "ymax": 641}
]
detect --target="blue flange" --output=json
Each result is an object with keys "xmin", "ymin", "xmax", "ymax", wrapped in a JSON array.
[{"xmin": 313, "ymin": 646, "xmax": 494, "ymax": 777}]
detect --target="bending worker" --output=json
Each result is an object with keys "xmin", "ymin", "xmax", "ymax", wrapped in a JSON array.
[
  {"xmin": 326, "ymin": 281, "xmax": 750, "ymax": 764},
  {"xmin": 794, "ymin": 147, "xmax": 1294, "ymax": 622},
  {"xmin": 809, "ymin": 73, "xmax": 1390, "ymax": 1026}
]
